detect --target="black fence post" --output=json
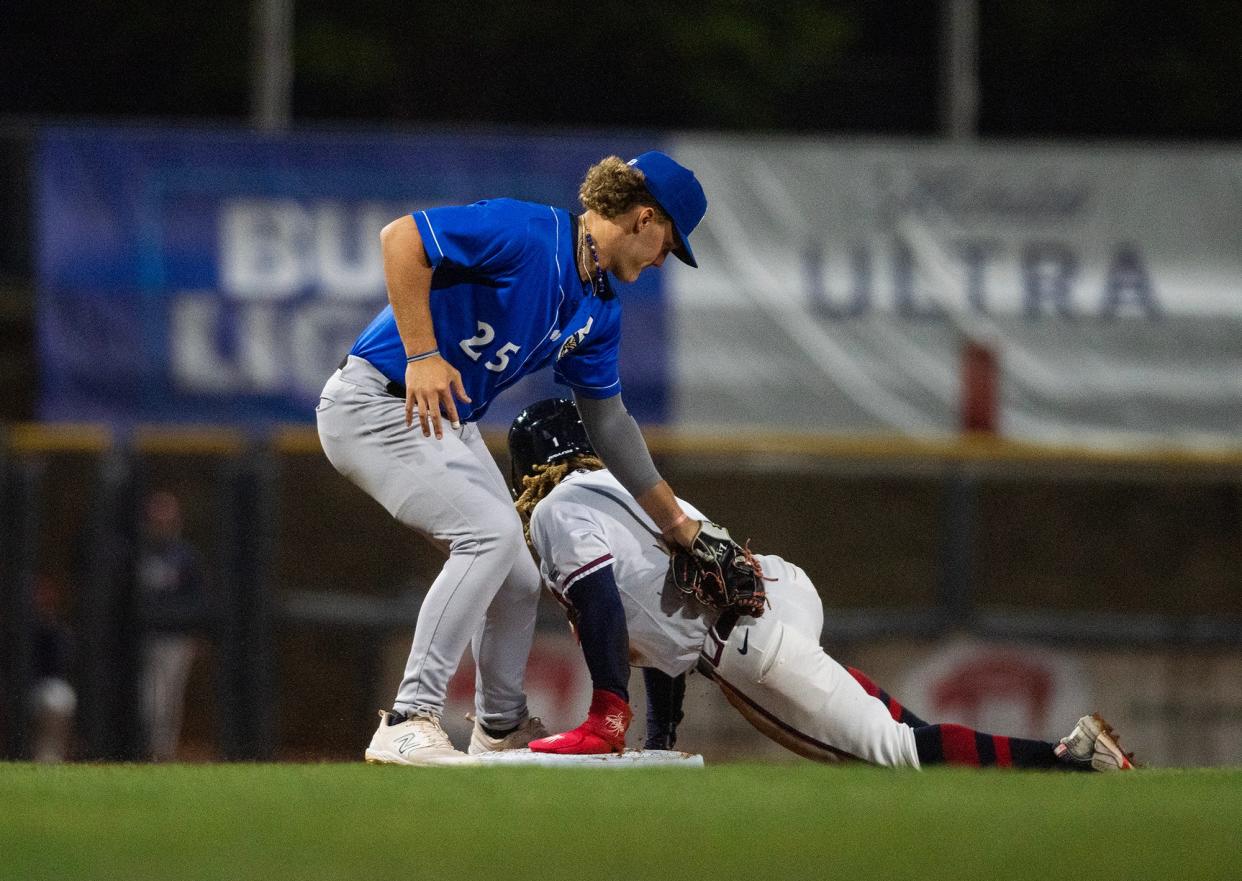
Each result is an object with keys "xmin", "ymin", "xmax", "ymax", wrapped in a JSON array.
[
  {"xmin": 0, "ymin": 444, "xmax": 13, "ymax": 759},
  {"xmin": 939, "ymin": 465, "xmax": 978, "ymax": 629},
  {"xmin": 77, "ymin": 449, "xmax": 141, "ymax": 760},
  {"xmin": 217, "ymin": 448, "xmax": 278, "ymax": 760},
  {"xmin": 0, "ymin": 455, "xmax": 41, "ymax": 760}
]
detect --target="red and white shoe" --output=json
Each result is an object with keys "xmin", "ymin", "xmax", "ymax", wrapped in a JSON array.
[
  {"xmin": 1055, "ymin": 713, "xmax": 1136, "ymax": 771},
  {"xmin": 529, "ymin": 690, "xmax": 633, "ymax": 755}
]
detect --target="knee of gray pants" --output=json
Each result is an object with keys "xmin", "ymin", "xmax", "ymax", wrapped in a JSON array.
[{"xmin": 441, "ymin": 508, "xmax": 528, "ymax": 571}]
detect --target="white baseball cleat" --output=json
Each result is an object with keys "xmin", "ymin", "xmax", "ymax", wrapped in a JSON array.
[
  {"xmin": 1054, "ymin": 713, "xmax": 1135, "ymax": 771},
  {"xmin": 364, "ymin": 710, "xmax": 477, "ymax": 766},
  {"xmin": 468, "ymin": 714, "xmax": 550, "ymax": 755}
]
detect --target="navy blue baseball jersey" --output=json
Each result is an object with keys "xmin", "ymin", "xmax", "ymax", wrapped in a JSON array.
[{"xmin": 349, "ymin": 199, "xmax": 621, "ymax": 422}]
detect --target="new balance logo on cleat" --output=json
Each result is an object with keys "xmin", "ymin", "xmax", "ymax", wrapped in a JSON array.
[{"xmin": 364, "ymin": 709, "xmax": 475, "ymax": 765}]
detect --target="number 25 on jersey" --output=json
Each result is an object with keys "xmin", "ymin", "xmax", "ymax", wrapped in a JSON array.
[{"xmin": 459, "ymin": 321, "xmax": 521, "ymax": 373}]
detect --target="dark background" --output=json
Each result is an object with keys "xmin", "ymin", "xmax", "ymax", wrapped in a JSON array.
[
  {"xmin": 2, "ymin": 2, "xmax": 1241, "ymax": 764},
  {"xmin": 4, "ymin": 2, "xmax": 1241, "ymax": 422},
  {"xmin": 3, "ymin": 2, "xmax": 1240, "ymax": 138}
]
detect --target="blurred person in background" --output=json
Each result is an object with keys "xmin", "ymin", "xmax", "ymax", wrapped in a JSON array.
[
  {"xmin": 135, "ymin": 490, "xmax": 209, "ymax": 762},
  {"xmin": 317, "ymin": 152, "xmax": 724, "ymax": 765},
  {"xmin": 30, "ymin": 576, "xmax": 77, "ymax": 763}
]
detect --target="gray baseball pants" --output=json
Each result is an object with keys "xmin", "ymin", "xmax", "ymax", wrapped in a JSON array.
[{"xmin": 316, "ymin": 356, "xmax": 540, "ymax": 730}]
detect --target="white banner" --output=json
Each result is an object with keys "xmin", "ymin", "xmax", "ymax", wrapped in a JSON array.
[{"xmin": 668, "ymin": 137, "xmax": 1242, "ymax": 447}]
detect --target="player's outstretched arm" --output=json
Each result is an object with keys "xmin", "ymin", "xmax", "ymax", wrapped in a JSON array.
[
  {"xmin": 572, "ymin": 393, "xmax": 701, "ymax": 547},
  {"xmin": 380, "ymin": 215, "xmax": 470, "ymax": 439},
  {"xmin": 635, "ymin": 482, "xmax": 702, "ymax": 548}
]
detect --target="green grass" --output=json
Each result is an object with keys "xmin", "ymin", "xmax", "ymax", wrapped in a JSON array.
[{"xmin": 2, "ymin": 763, "xmax": 1241, "ymax": 881}]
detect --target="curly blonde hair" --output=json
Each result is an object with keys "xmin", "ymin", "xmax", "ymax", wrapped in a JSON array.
[
  {"xmin": 578, "ymin": 156, "xmax": 669, "ymax": 221},
  {"xmin": 514, "ymin": 455, "xmax": 605, "ymax": 547}
]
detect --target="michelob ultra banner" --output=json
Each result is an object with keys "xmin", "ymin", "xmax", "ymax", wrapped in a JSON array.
[{"xmin": 666, "ymin": 137, "xmax": 1242, "ymax": 448}]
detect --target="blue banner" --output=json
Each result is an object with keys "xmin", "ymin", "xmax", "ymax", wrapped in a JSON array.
[{"xmin": 36, "ymin": 127, "xmax": 667, "ymax": 426}]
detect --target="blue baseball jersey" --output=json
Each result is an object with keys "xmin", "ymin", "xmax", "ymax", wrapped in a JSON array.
[{"xmin": 349, "ymin": 199, "xmax": 622, "ymax": 422}]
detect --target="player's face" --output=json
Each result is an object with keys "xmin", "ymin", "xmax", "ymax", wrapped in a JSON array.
[{"xmin": 611, "ymin": 210, "xmax": 677, "ymax": 282}]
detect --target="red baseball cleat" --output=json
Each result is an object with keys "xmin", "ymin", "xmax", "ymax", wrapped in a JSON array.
[{"xmin": 529, "ymin": 689, "xmax": 633, "ymax": 755}]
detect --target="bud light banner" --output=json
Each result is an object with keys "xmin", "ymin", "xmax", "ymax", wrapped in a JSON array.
[
  {"xmin": 669, "ymin": 137, "xmax": 1242, "ymax": 448},
  {"xmin": 35, "ymin": 127, "xmax": 665, "ymax": 425}
]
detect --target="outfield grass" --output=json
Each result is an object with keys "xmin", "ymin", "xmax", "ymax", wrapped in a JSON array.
[{"xmin": 2, "ymin": 762, "xmax": 1240, "ymax": 881}]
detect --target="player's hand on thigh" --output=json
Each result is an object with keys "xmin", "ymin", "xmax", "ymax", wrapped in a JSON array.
[{"xmin": 406, "ymin": 357, "xmax": 472, "ymax": 438}]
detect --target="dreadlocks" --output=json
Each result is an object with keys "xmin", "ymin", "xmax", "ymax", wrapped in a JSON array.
[{"xmin": 514, "ymin": 455, "xmax": 605, "ymax": 547}]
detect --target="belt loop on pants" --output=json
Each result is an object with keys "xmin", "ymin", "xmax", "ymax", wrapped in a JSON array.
[
  {"xmin": 385, "ymin": 380, "xmax": 407, "ymax": 399},
  {"xmin": 698, "ymin": 611, "xmax": 739, "ymax": 673},
  {"xmin": 713, "ymin": 611, "xmax": 740, "ymax": 641},
  {"xmin": 339, "ymin": 354, "xmax": 407, "ymax": 400}
]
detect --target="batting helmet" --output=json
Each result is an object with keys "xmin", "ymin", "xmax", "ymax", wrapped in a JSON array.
[{"xmin": 507, "ymin": 398, "xmax": 596, "ymax": 499}]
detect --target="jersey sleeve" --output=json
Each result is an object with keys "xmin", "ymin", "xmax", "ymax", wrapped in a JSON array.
[
  {"xmin": 529, "ymin": 496, "xmax": 614, "ymax": 597},
  {"xmin": 411, "ymin": 200, "xmax": 526, "ymax": 274},
  {"xmin": 553, "ymin": 302, "xmax": 622, "ymax": 399}
]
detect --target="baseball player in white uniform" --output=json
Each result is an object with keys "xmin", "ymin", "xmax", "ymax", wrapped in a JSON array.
[{"xmin": 510, "ymin": 399, "xmax": 1136, "ymax": 771}]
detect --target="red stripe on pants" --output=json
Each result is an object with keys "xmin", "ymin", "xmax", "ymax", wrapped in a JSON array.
[
  {"xmin": 847, "ymin": 667, "xmax": 880, "ymax": 698},
  {"xmin": 994, "ymin": 735, "xmax": 1013, "ymax": 768},
  {"xmin": 940, "ymin": 724, "xmax": 981, "ymax": 766}
]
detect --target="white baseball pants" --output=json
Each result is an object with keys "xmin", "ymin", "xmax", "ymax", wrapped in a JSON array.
[
  {"xmin": 316, "ymin": 356, "xmax": 541, "ymax": 729},
  {"xmin": 700, "ymin": 563, "xmax": 920, "ymax": 767},
  {"xmin": 141, "ymin": 635, "xmax": 198, "ymax": 762}
]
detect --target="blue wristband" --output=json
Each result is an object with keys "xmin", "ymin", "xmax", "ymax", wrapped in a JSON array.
[{"xmin": 406, "ymin": 348, "xmax": 440, "ymax": 363}]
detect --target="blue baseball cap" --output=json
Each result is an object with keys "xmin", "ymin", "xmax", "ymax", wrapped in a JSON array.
[{"xmin": 627, "ymin": 151, "xmax": 707, "ymax": 268}]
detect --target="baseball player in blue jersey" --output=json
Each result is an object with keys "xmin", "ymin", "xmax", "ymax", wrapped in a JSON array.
[
  {"xmin": 509, "ymin": 399, "xmax": 1136, "ymax": 771},
  {"xmin": 317, "ymin": 152, "xmax": 718, "ymax": 764}
]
